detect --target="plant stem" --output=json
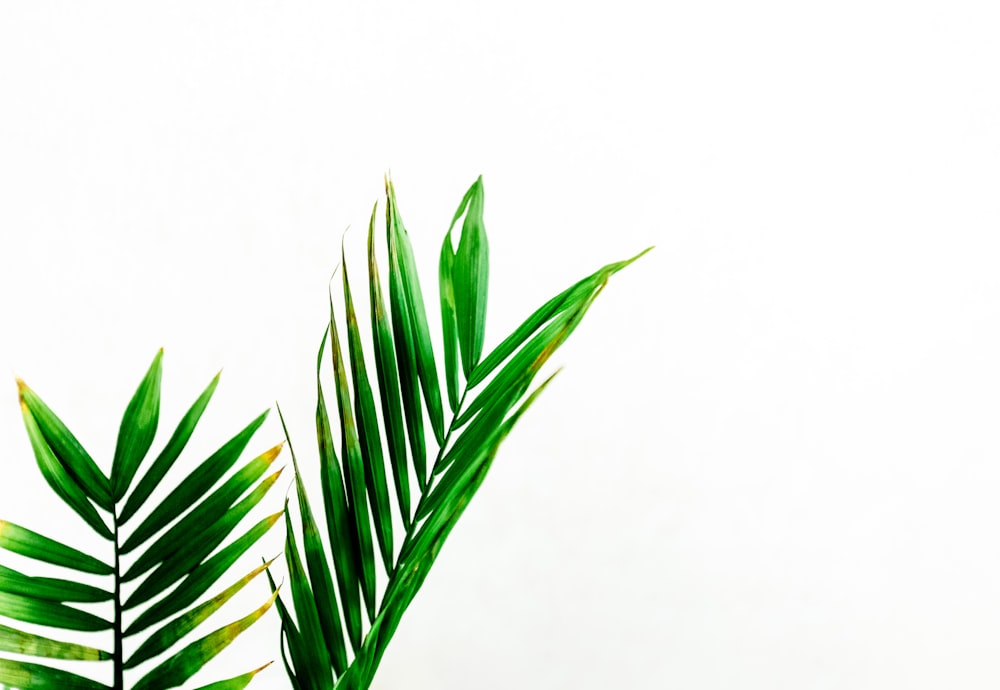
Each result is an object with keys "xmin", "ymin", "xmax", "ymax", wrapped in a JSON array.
[{"xmin": 112, "ymin": 511, "xmax": 124, "ymax": 690}]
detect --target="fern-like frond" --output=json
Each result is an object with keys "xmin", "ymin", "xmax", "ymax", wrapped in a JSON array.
[
  {"xmin": 276, "ymin": 175, "xmax": 650, "ymax": 689},
  {"xmin": 0, "ymin": 352, "xmax": 282, "ymax": 689}
]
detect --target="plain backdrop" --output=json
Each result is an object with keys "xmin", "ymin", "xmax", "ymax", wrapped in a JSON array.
[{"xmin": 1, "ymin": 2, "xmax": 999, "ymax": 689}]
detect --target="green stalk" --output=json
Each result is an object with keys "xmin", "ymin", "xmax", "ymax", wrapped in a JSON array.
[{"xmin": 113, "ymin": 511, "xmax": 124, "ymax": 690}]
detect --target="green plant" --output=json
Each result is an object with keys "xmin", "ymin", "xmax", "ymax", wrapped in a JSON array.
[
  {"xmin": 273, "ymin": 176, "xmax": 649, "ymax": 689},
  {"xmin": 0, "ymin": 351, "xmax": 283, "ymax": 689}
]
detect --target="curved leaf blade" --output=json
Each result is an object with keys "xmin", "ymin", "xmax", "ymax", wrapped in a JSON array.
[
  {"xmin": 0, "ymin": 591, "xmax": 111, "ymax": 632},
  {"xmin": 18, "ymin": 391, "xmax": 112, "ymax": 540},
  {"xmin": 191, "ymin": 662, "xmax": 274, "ymax": 690},
  {"xmin": 0, "ymin": 520, "xmax": 111, "ymax": 575},
  {"xmin": 15, "ymin": 381, "xmax": 111, "ymax": 512},
  {"xmin": 0, "ymin": 564, "xmax": 111, "ymax": 603}
]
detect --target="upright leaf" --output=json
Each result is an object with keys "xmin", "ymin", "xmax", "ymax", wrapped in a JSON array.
[
  {"xmin": 111, "ymin": 349, "xmax": 163, "ymax": 501},
  {"xmin": 450, "ymin": 176, "xmax": 489, "ymax": 377}
]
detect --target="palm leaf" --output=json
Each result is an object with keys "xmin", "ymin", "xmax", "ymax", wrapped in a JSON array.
[
  {"xmin": 274, "ymin": 175, "xmax": 649, "ymax": 689},
  {"xmin": 0, "ymin": 352, "xmax": 281, "ymax": 689}
]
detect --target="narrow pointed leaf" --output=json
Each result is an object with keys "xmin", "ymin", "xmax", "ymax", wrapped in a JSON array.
[
  {"xmin": 265, "ymin": 563, "xmax": 314, "ymax": 690},
  {"xmin": 125, "ymin": 509, "xmax": 282, "ymax": 636},
  {"xmin": 450, "ymin": 175, "xmax": 489, "ymax": 377},
  {"xmin": 367, "ymin": 205, "xmax": 412, "ymax": 527},
  {"xmin": 0, "ymin": 623, "xmax": 111, "ymax": 661},
  {"xmin": 131, "ymin": 591, "xmax": 278, "ymax": 690},
  {"xmin": 125, "ymin": 560, "xmax": 276, "ymax": 670},
  {"xmin": 124, "ymin": 467, "xmax": 284, "ymax": 609},
  {"xmin": 439, "ymin": 226, "xmax": 460, "ymax": 413},
  {"xmin": 15, "ymin": 381, "xmax": 111, "ymax": 511},
  {"xmin": 386, "ymin": 176, "xmax": 445, "ymax": 444},
  {"xmin": 123, "ymin": 443, "xmax": 283, "ymax": 580},
  {"xmin": 283, "ymin": 504, "xmax": 334, "ymax": 689},
  {"xmin": 0, "ymin": 658, "xmax": 109, "ymax": 689},
  {"xmin": 342, "ymin": 246, "xmax": 394, "ymax": 573},
  {"xmin": 18, "ymin": 394, "xmax": 112, "ymax": 540},
  {"xmin": 0, "ymin": 591, "xmax": 110, "ymax": 632},
  {"xmin": 315, "ymin": 332, "xmax": 362, "ymax": 651},
  {"xmin": 468, "ymin": 247, "xmax": 652, "ymax": 388},
  {"xmin": 120, "ymin": 371, "xmax": 221, "ymax": 525},
  {"xmin": 123, "ymin": 410, "xmax": 268, "ymax": 553},
  {"xmin": 328, "ymin": 293, "xmax": 377, "ymax": 622},
  {"xmin": 0, "ymin": 564, "xmax": 111, "ymax": 603},
  {"xmin": 191, "ymin": 662, "xmax": 274, "ymax": 690},
  {"xmin": 112, "ymin": 349, "xmax": 163, "ymax": 500},
  {"xmin": 278, "ymin": 405, "xmax": 347, "ymax": 674},
  {"xmin": 0, "ymin": 520, "xmax": 111, "ymax": 575}
]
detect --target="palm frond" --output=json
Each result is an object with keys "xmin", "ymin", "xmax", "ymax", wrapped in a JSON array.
[
  {"xmin": 0, "ymin": 352, "xmax": 282, "ymax": 689},
  {"xmin": 275, "ymin": 175, "xmax": 650, "ymax": 689}
]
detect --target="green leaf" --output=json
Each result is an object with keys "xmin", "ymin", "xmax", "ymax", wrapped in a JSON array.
[
  {"xmin": 125, "ymin": 560, "xmax": 276, "ymax": 670},
  {"xmin": 0, "ymin": 564, "xmax": 110, "ymax": 603},
  {"xmin": 0, "ymin": 657, "xmax": 109, "ymax": 689},
  {"xmin": 283, "ymin": 503, "xmax": 334, "ymax": 689},
  {"xmin": 0, "ymin": 591, "xmax": 111, "ymax": 632},
  {"xmin": 386, "ymin": 176, "xmax": 445, "ymax": 445},
  {"xmin": 367, "ymin": 205, "xmax": 411, "ymax": 528},
  {"xmin": 315, "ymin": 334, "xmax": 362, "ymax": 652},
  {"xmin": 0, "ymin": 623, "xmax": 111, "ymax": 661},
  {"xmin": 17, "ymin": 389, "xmax": 112, "ymax": 540},
  {"xmin": 278, "ymin": 406, "xmax": 347, "ymax": 675},
  {"xmin": 124, "ymin": 467, "xmax": 284, "ymax": 609},
  {"xmin": 468, "ymin": 247, "xmax": 652, "ymax": 388},
  {"xmin": 131, "ymin": 591, "xmax": 278, "ymax": 690},
  {"xmin": 438, "ymin": 224, "xmax": 460, "ymax": 413},
  {"xmin": 0, "ymin": 520, "xmax": 111, "ymax": 575},
  {"xmin": 125, "ymin": 509, "xmax": 283, "ymax": 636},
  {"xmin": 122, "ymin": 410, "xmax": 268, "ymax": 553},
  {"xmin": 120, "ymin": 371, "xmax": 221, "ymax": 525},
  {"xmin": 265, "ymin": 563, "xmax": 313, "ymax": 690},
  {"xmin": 111, "ymin": 349, "xmax": 163, "ymax": 501},
  {"xmin": 328, "ymin": 294, "xmax": 377, "ymax": 623},
  {"xmin": 450, "ymin": 175, "xmax": 489, "ymax": 377},
  {"xmin": 190, "ymin": 663, "xmax": 274, "ymax": 690},
  {"xmin": 122, "ymin": 442, "xmax": 283, "ymax": 581},
  {"xmin": 342, "ymin": 245, "xmax": 394, "ymax": 573},
  {"xmin": 15, "ymin": 381, "xmax": 111, "ymax": 512}
]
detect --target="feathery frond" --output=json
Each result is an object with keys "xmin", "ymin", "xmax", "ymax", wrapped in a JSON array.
[
  {"xmin": 0, "ymin": 352, "xmax": 282, "ymax": 689},
  {"xmin": 275, "ymin": 175, "xmax": 650, "ymax": 689}
]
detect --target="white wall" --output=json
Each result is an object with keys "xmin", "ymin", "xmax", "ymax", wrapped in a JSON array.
[{"xmin": 1, "ymin": 2, "xmax": 998, "ymax": 688}]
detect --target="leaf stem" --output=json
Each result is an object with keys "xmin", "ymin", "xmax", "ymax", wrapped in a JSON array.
[{"xmin": 113, "ymin": 510, "xmax": 124, "ymax": 690}]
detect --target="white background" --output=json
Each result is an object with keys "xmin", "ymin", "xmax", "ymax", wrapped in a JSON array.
[{"xmin": 1, "ymin": 2, "xmax": 999, "ymax": 689}]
